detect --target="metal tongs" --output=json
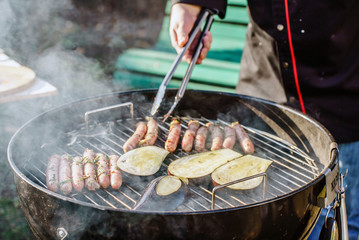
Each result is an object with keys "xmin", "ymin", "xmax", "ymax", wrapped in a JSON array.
[{"xmin": 150, "ymin": 8, "xmax": 216, "ymax": 120}]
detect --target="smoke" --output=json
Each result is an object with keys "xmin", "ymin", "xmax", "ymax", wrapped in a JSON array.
[
  {"xmin": 0, "ymin": 0, "xmax": 166, "ymax": 238},
  {"xmin": 0, "ymin": 0, "xmax": 169, "ymax": 104}
]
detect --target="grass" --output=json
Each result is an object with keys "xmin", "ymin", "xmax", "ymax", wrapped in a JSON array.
[{"xmin": 0, "ymin": 199, "xmax": 32, "ymax": 240}]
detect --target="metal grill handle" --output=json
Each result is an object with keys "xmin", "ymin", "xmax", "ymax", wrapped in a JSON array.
[
  {"xmin": 211, "ymin": 173, "xmax": 268, "ymax": 210},
  {"xmin": 84, "ymin": 102, "xmax": 134, "ymax": 134}
]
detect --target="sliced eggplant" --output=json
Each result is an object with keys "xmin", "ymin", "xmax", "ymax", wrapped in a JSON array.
[
  {"xmin": 167, "ymin": 149, "xmax": 242, "ymax": 179},
  {"xmin": 133, "ymin": 175, "xmax": 188, "ymax": 211},
  {"xmin": 117, "ymin": 146, "xmax": 169, "ymax": 176},
  {"xmin": 211, "ymin": 155, "xmax": 272, "ymax": 190}
]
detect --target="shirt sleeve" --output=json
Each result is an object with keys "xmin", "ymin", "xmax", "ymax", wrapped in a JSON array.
[{"xmin": 171, "ymin": 0, "xmax": 227, "ymax": 18}]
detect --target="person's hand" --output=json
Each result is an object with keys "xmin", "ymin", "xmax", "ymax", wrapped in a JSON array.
[{"xmin": 170, "ymin": 3, "xmax": 213, "ymax": 64}]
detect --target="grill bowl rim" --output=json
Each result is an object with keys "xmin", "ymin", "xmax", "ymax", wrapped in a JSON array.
[{"xmin": 7, "ymin": 89, "xmax": 336, "ymax": 214}]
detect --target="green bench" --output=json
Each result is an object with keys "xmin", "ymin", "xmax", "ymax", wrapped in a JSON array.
[{"xmin": 113, "ymin": 0, "xmax": 249, "ymax": 92}]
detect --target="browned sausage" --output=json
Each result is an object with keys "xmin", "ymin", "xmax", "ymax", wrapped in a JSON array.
[
  {"xmin": 139, "ymin": 117, "xmax": 158, "ymax": 146},
  {"xmin": 59, "ymin": 154, "xmax": 72, "ymax": 195},
  {"xmin": 181, "ymin": 120, "xmax": 200, "ymax": 152},
  {"xmin": 109, "ymin": 155, "xmax": 122, "ymax": 190},
  {"xmin": 46, "ymin": 154, "xmax": 60, "ymax": 192},
  {"xmin": 232, "ymin": 122, "xmax": 255, "ymax": 154},
  {"xmin": 165, "ymin": 119, "xmax": 181, "ymax": 153},
  {"xmin": 210, "ymin": 124, "xmax": 223, "ymax": 151},
  {"xmin": 123, "ymin": 121, "xmax": 147, "ymax": 152},
  {"xmin": 222, "ymin": 126, "xmax": 236, "ymax": 149},
  {"xmin": 83, "ymin": 149, "xmax": 100, "ymax": 191},
  {"xmin": 96, "ymin": 153, "xmax": 110, "ymax": 189},
  {"xmin": 194, "ymin": 124, "xmax": 210, "ymax": 152},
  {"xmin": 71, "ymin": 156, "xmax": 84, "ymax": 192}
]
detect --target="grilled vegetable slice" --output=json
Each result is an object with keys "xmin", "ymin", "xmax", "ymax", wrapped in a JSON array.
[
  {"xmin": 117, "ymin": 146, "xmax": 169, "ymax": 176},
  {"xmin": 168, "ymin": 149, "xmax": 242, "ymax": 179},
  {"xmin": 133, "ymin": 175, "xmax": 188, "ymax": 211},
  {"xmin": 211, "ymin": 155, "xmax": 272, "ymax": 190}
]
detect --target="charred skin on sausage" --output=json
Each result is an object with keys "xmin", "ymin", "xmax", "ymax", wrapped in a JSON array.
[
  {"xmin": 165, "ymin": 119, "xmax": 181, "ymax": 153},
  {"xmin": 139, "ymin": 117, "xmax": 158, "ymax": 146},
  {"xmin": 209, "ymin": 124, "xmax": 223, "ymax": 151},
  {"xmin": 123, "ymin": 121, "xmax": 147, "ymax": 152},
  {"xmin": 232, "ymin": 122, "xmax": 255, "ymax": 154},
  {"xmin": 194, "ymin": 124, "xmax": 210, "ymax": 152},
  {"xmin": 222, "ymin": 126, "xmax": 236, "ymax": 149},
  {"xmin": 181, "ymin": 120, "xmax": 200, "ymax": 152}
]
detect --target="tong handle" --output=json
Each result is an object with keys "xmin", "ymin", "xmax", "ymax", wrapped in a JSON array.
[
  {"xmin": 176, "ymin": 12, "xmax": 215, "ymax": 101},
  {"xmin": 151, "ymin": 9, "xmax": 214, "ymax": 116},
  {"xmin": 162, "ymin": 9, "xmax": 210, "ymax": 88}
]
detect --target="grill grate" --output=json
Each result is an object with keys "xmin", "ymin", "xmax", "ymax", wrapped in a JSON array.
[{"xmin": 23, "ymin": 115, "xmax": 320, "ymax": 212}]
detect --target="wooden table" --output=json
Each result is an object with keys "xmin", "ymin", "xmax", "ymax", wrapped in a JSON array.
[{"xmin": 0, "ymin": 49, "xmax": 57, "ymax": 103}]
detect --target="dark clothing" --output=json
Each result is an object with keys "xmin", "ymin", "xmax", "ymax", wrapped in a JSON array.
[{"xmin": 172, "ymin": 0, "xmax": 359, "ymax": 143}]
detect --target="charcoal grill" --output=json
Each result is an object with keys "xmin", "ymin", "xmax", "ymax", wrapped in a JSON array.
[{"xmin": 7, "ymin": 89, "xmax": 346, "ymax": 239}]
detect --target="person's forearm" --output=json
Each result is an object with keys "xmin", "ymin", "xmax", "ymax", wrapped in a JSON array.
[{"xmin": 171, "ymin": 0, "xmax": 227, "ymax": 18}]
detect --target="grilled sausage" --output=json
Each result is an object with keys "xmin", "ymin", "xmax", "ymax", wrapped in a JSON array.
[
  {"xmin": 46, "ymin": 154, "xmax": 60, "ymax": 192},
  {"xmin": 181, "ymin": 120, "xmax": 200, "ymax": 152},
  {"xmin": 123, "ymin": 121, "xmax": 147, "ymax": 152},
  {"xmin": 109, "ymin": 155, "xmax": 122, "ymax": 190},
  {"xmin": 210, "ymin": 124, "xmax": 223, "ymax": 151},
  {"xmin": 139, "ymin": 117, "xmax": 158, "ymax": 146},
  {"xmin": 96, "ymin": 153, "xmax": 110, "ymax": 189},
  {"xmin": 194, "ymin": 124, "xmax": 210, "ymax": 152},
  {"xmin": 232, "ymin": 122, "xmax": 255, "ymax": 154},
  {"xmin": 222, "ymin": 126, "xmax": 236, "ymax": 149},
  {"xmin": 71, "ymin": 156, "xmax": 84, "ymax": 192},
  {"xmin": 59, "ymin": 154, "xmax": 72, "ymax": 195},
  {"xmin": 83, "ymin": 149, "xmax": 100, "ymax": 191},
  {"xmin": 165, "ymin": 119, "xmax": 181, "ymax": 153}
]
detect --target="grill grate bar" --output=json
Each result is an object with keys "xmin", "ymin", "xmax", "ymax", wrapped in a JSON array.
[
  {"xmin": 114, "ymin": 190, "xmax": 137, "ymax": 204},
  {"xmin": 187, "ymin": 196, "xmax": 211, "ymax": 210},
  {"xmin": 81, "ymin": 193, "xmax": 101, "ymax": 206},
  {"xmin": 91, "ymin": 136, "xmax": 123, "ymax": 156},
  {"xmin": 189, "ymin": 188, "xmax": 217, "ymax": 210},
  {"xmin": 271, "ymin": 166, "xmax": 306, "ymax": 189},
  {"xmin": 28, "ymin": 115, "xmax": 321, "ymax": 212},
  {"xmin": 269, "ymin": 178, "xmax": 295, "ymax": 193},
  {"xmin": 264, "ymin": 152, "xmax": 314, "ymax": 183},
  {"xmin": 217, "ymin": 119, "xmax": 316, "ymax": 164},
  {"xmin": 200, "ymin": 186, "xmax": 235, "ymax": 208},
  {"xmin": 230, "ymin": 196, "xmax": 246, "ymax": 205},
  {"xmin": 94, "ymin": 192, "xmax": 117, "ymax": 208},
  {"xmin": 123, "ymin": 184, "xmax": 142, "ymax": 197},
  {"xmin": 24, "ymin": 167, "xmax": 47, "ymax": 188},
  {"xmin": 253, "ymin": 136, "xmax": 319, "ymax": 173}
]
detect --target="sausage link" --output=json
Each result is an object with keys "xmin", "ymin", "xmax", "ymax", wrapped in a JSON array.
[
  {"xmin": 71, "ymin": 156, "xmax": 84, "ymax": 192},
  {"xmin": 232, "ymin": 122, "xmax": 255, "ymax": 154},
  {"xmin": 109, "ymin": 155, "xmax": 122, "ymax": 190},
  {"xmin": 139, "ymin": 117, "xmax": 158, "ymax": 146},
  {"xmin": 123, "ymin": 121, "xmax": 147, "ymax": 152},
  {"xmin": 83, "ymin": 149, "xmax": 100, "ymax": 191},
  {"xmin": 165, "ymin": 119, "xmax": 181, "ymax": 153},
  {"xmin": 181, "ymin": 120, "xmax": 200, "ymax": 152},
  {"xmin": 96, "ymin": 153, "xmax": 110, "ymax": 189},
  {"xmin": 59, "ymin": 154, "xmax": 72, "ymax": 195},
  {"xmin": 222, "ymin": 126, "xmax": 236, "ymax": 149},
  {"xmin": 194, "ymin": 124, "xmax": 210, "ymax": 152},
  {"xmin": 210, "ymin": 124, "xmax": 223, "ymax": 151},
  {"xmin": 46, "ymin": 154, "xmax": 60, "ymax": 192}
]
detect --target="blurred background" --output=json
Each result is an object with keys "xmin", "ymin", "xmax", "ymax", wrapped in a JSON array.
[{"xmin": 0, "ymin": 0, "xmax": 166, "ymax": 238}]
